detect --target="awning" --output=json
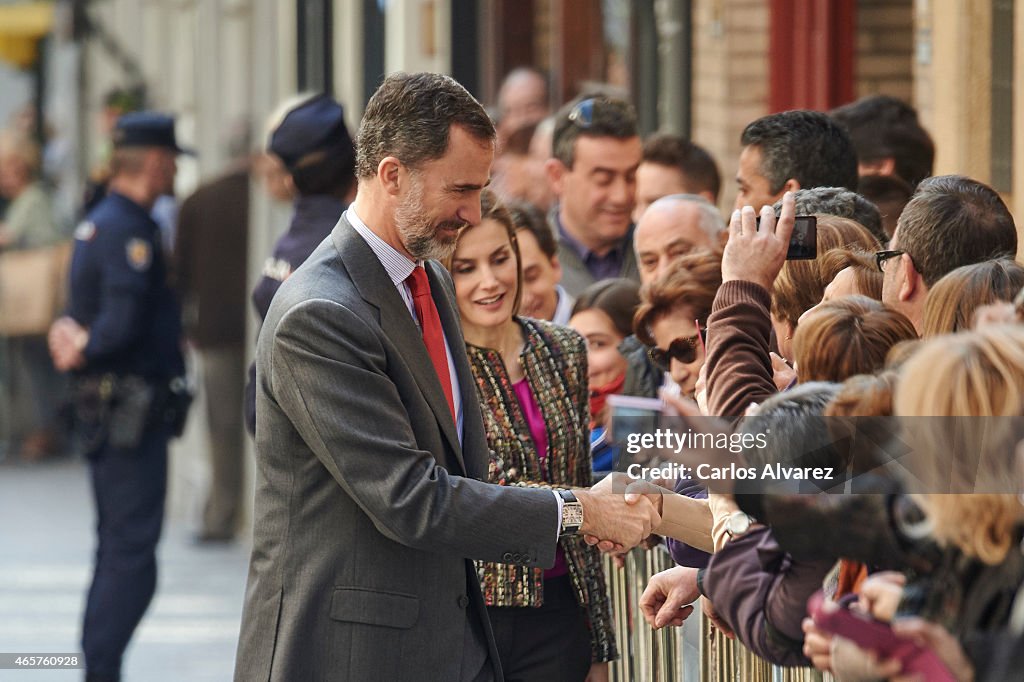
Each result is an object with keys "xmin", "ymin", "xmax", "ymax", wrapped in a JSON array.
[{"xmin": 0, "ymin": 1, "xmax": 55, "ymax": 69}]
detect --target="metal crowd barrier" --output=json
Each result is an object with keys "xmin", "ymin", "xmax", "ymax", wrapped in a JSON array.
[{"xmin": 603, "ymin": 548, "xmax": 829, "ymax": 682}]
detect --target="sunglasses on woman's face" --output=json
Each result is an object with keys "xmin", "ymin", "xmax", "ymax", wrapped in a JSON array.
[{"xmin": 648, "ymin": 326, "xmax": 707, "ymax": 372}]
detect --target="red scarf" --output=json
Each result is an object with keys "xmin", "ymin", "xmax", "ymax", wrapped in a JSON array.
[{"xmin": 589, "ymin": 373, "xmax": 626, "ymax": 428}]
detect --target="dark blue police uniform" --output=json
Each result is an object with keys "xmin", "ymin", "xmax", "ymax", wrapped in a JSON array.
[
  {"xmin": 250, "ymin": 195, "xmax": 346, "ymax": 319},
  {"xmin": 69, "ymin": 188, "xmax": 185, "ymax": 679},
  {"xmin": 244, "ymin": 94, "xmax": 354, "ymax": 434},
  {"xmin": 244, "ymin": 195, "xmax": 344, "ymax": 432}
]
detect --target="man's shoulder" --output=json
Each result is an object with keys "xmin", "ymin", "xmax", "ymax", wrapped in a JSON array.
[
  {"xmin": 88, "ymin": 194, "xmax": 153, "ymax": 235},
  {"xmin": 268, "ymin": 241, "xmax": 354, "ymax": 315}
]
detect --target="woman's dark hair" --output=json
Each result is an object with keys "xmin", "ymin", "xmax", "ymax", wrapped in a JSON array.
[{"xmin": 571, "ymin": 278, "xmax": 641, "ymax": 338}]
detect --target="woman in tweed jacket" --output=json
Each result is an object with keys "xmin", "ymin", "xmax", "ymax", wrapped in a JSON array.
[{"xmin": 445, "ymin": 190, "xmax": 616, "ymax": 681}]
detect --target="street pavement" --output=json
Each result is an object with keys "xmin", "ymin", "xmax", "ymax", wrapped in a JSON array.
[{"xmin": 0, "ymin": 386, "xmax": 252, "ymax": 682}]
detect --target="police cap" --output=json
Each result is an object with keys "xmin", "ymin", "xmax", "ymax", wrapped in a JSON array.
[
  {"xmin": 113, "ymin": 112, "xmax": 195, "ymax": 155},
  {"xmin": 268, "ymin": 94, "xmax": 354, "ymax": 171}
]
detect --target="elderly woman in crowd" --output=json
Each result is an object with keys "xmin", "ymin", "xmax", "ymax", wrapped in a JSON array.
[
  {"xmin": 0, "ymin": 131, "xmax": 61, "ymax": 249},
  {"xmin": 445, "ymin": 189, "xmax": 616, "ymax": 682},
  {"xmin": 632, "ymin": 249, "xmax": 722, "ymax": 399}
]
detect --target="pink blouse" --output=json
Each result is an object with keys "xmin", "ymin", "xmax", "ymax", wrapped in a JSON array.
[{"xmin": 512, "ymin": 377, "xmax": 568, "ymax": 578}]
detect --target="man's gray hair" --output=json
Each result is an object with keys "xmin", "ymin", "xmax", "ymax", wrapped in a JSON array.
[
  {"xmin": 771, "ymin": 187, "xmax": 885, "ymax": 245},
  {"xmin": 647, "ymin": 193, "xmax": 726, "ymax": 241}
]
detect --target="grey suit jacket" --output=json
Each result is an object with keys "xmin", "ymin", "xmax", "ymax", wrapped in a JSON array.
[{"xmin": 234, "ymin": 215, "xmax": 560, "ymax": 681}]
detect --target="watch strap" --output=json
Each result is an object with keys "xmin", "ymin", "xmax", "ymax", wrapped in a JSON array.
[{"xmin": 558, "ymin": 489, "xmax": 583, "ymax": 536}]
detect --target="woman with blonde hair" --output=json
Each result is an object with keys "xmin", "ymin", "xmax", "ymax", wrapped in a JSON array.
[
  {"xmin": 821, "ymin": 326, "xmax": 1024, "ymax": 665},
  {"xmin": 445, "ymin": 189, "xmax": 616, "ymax": 681},
  {"xmin": 920, "ymin": 258, "xmax": 1024, "ymax": 337},
  {"xmin": 0, "ymin": 130, "xmax": 64, "ymax": 459},
  {"xmin": 896, "ymin": 325, "xmax": 1024, "ymax": 567},
  {"xmin": 770, "ymin": 215, "xmax": 880, "ymax": 359}
]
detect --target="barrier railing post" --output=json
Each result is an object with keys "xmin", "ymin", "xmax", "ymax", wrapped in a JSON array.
[{"xmin": 603, "ymin": 547, "xmax": 832, "ymax": 681}]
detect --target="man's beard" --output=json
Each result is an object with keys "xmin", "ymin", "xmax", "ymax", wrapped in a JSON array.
[{"xmin": 394, "ymin": 176, "xmax": 466, "ymax": 261}]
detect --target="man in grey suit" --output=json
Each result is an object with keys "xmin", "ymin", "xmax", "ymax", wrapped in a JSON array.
[{"xmin": 234, "ymin": 73, "xmax": 661, "ymax": 681}]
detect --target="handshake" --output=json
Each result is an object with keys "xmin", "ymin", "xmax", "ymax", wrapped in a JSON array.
[{"xmin": 573, "ymin": 473, "xmax": 667, "ymax": 553}]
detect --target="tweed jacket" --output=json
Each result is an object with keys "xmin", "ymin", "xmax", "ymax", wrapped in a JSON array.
[{"xmin": 467, "ymin": 317, "xmax": 617, "ymax": 663}]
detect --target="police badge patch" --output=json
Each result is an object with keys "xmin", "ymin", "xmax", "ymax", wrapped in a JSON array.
[
  {"xmin": 74, "ymin": 221, "xmax": 97, "ymax": 241},
  {"xmin": 126, "ymin": 238, "xmax": 152, "ymax": 271}
]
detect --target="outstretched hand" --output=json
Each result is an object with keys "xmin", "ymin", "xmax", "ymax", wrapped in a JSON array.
[{"xmin": 640, "ymin": 566, "xmax": 699, "ymax": 629}]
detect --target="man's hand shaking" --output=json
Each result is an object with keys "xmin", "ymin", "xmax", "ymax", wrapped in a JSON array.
[{"xmin": 573, "ymin": 472, "xmax": 663, "ymax": 552}]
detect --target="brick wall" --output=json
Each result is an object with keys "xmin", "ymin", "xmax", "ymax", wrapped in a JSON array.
[
  {"xmin": 691, "ymin": 0, "xmax": 770, "ymax": 212},
  {"xmin": 690, "ymin": 0, "xmax": 917, "ymax": 211},
  {"xmin": 854, "ymin": 0, "xmax": 915, "ymax": 102}
]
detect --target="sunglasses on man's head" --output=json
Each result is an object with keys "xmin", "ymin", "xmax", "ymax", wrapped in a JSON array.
[
  {"xmin": 567, "ymin": 97, "xmax": 607, "ymax": 129},
  {"xmin": 647, "ymin": 325, "xmax": 708, "ymax": 372}
]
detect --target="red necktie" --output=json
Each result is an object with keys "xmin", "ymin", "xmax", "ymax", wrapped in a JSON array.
[{"xmin": 406, "ymin": 266, "xmax": 456, "ymax": 423}]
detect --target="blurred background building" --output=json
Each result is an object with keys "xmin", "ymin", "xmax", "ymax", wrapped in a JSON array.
[{"xmin": 0, "ymin": 0, "xmax": 1020, "ymax": 242}]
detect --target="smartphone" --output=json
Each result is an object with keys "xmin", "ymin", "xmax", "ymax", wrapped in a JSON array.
[
  {"xmin": 755, "ymin": 215, "xmax": 817, "ymax": 260},
  {"xmin": 806, "ymin": 591, "xmax": 955, "ymax": 681},
  {"xmin": 606, "ymin": 395, "xmax": 668, "ymax": 467}
]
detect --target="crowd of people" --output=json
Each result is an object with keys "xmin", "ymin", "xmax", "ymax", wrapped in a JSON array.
[
  {"xmin": 413, "ymin": 69, "xmax": 1021, "ymax": 682},
  {"xmin": 5, "ymin": 60, "xmax": 1023, "ymax": 681}
]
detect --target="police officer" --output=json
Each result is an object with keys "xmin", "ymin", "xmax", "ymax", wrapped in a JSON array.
[
  {"xmin": 244, "ymin": 94, "xmax": 356, "ymax": 434},
  {"xmin": 48, "ymin": 112, "xmax": 190, "ymax": 682}
]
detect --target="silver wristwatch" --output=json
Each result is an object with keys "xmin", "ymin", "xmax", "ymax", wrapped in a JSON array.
[
  {"xmin": 724, "ymin": 511, "xmax": 754, "ymax": 539},
  {"xmin": 558, "ymin": 489, "xmax": 583, "ymax": 536}
]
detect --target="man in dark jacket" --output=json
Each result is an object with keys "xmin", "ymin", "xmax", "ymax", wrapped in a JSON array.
[{"xmin": 174, "ymin": 126, "xmax": 251, "ymax": 542}]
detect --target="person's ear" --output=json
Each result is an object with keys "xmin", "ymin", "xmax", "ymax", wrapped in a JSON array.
[
  {"xmin": 283, "ymin": 173, "xmax": 296, "ymax": 195},
  {"xmin": 378, "ymin": 157, "xmax": 402, "ymax": 196},
  {"xmin": 699, "ymin": 190, "xmax": 717, "ymax": 204},
  {"xmin": 898, "ymin": 253, "xmax": 920, "ymax": 302},
  {"xmin": 550, "ymin": 254, "xmax": 563, "ymax": 282},
  {"xmin": 545, "ymin": 158, "xmax": 568, "ymax": 196}
]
